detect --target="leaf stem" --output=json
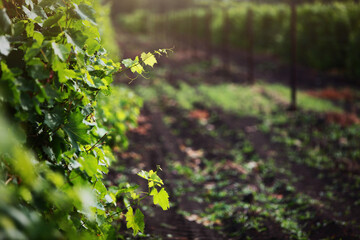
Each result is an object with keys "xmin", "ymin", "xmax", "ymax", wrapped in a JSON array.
[
  {"xmin": 88, "ymin": 133, "xmax": 108, "ymax": 152},
  {"xmin": 5, "ymin": 176, "xmax": 13, "ymax": 185}
]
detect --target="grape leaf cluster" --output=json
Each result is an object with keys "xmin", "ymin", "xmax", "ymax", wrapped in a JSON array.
[{"xmin": 0, "ymin": 0, "xmax": 169, "ymax": 238}]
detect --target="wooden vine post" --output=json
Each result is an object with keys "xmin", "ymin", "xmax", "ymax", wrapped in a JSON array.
[
  {"xmin": 289, "ymin": 0, "xmax": 297, "ymax": 110},
  {"xmin": 186, "ymin": 10, "xmax": 192, "ymax": 57},
  {"xmin": 246, "ymin": 7, "xmax": 254, "ymax": 84},
  {"xmin": 222, "ymin": 8, "xmax": 230, "ymax": 72},
  {"xmin": 206, "ymin": 7, "xmax": 213, "ymax": 65},
  {"xmin": 192, "ymin": 9, "xmax": 198, "ymax": 58}
]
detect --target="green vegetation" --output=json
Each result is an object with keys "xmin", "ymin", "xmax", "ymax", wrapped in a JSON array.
[
  {"xmin": 157, "ymin": 94, "xmax": 331, "ymax": 239},
  {"xmin": 137, "ymin": 81, "xmax": 341, "ymax": 116},
  {"xmin": 120, "ymin": 1, "xmax": 360, "ymax": 79},
  {"xmin": 261, "ymin": 83, "xmax": 343, "ymax": 113},
  {"xmin": 129, "ymin": 53, "xmax": 360, "ymax": 238},
  {"xmin": 97, "ymin": 86, "xmax": 143, "ymax": 149},
  {"xmin": 2, "ymin": 0, "xmax": 360, "ymax": 238},
  {"xmin": 0, "ymin": 0, "xmax": 169, "ymax": 238},
  {"xmin": 97, "ymin": 3, "xmax": 121, "ymax": 61},
  {"xmin": 272, "ymin": 112, "xmax": 360, "ymax": 170}
]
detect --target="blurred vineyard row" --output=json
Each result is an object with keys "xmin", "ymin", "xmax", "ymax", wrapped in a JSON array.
[{"xmin": 119, "ymin": 1, "xmax": 360, "ymax": 80}]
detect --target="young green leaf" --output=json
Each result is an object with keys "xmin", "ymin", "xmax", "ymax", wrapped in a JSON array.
[
  {"xmin": 121, "ymin": 57, "xmax": 144, "ymax": 74},
  {"xmin": 130, "ymin": 56, "xmax": 144, "ymax": 74},
  {"xmin": 121, "ymin": 58, "xmax": 135, "ymax": 68},
  {"xmin": 141, "ymin": 52, "xmax": 157, "ymax": 67},
  {"xmin": 137, "ymin": 170, "xmax": 149, "ymax": 180},
  {"xmin": 150, "ymin": 188, "xmax": 170, "ymax": 210},
  {"xmin": 126, "ymin": 207, "xmax": 145, "ymax": 235},
  {"xmin": 116, "ymin": 185, "xmax": 139, "ymax": 196},
  {"xmin": 33, "ymin": 31, "xmax": 44, "ymax": 45},
  {"xmin": 148, "ymin": 170, "xmax": 164, "ymax": 185}
]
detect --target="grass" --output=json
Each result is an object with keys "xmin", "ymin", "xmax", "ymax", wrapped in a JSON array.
[
  {"xmin": 198, "ymin": 84, "xmax": 276, "ymax": 116},
  {"xmin": 136, "ymin": 80, "xmax": 342, "ymax": 118},
  {"xmin": 261, "ymin": 83, "xmax": 343, "ymax": 113},
  {"xmin": 137, "ymin": 82, "xmax": 276, "ymax": 116}
]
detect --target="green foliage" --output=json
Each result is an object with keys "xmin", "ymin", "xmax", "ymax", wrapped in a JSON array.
[
  {"xmin": 0, "ymin": 0, "xmax": 169, "ymax": 238},
  {"xmin": 96, "ymin": 3, "xmax": 121, "ymax": 61},
  {"xmin": 126, "ymin": 207, "xmax": 145, "ymax": 235},
  {"xmin": 141, "ymin": 81, "xmax": 276, "ymax": 116},
  {"xmin": 138, "ymin": 168, "xmax": 170, "ymax": 211},
  {"xmin": 141, "ymin": 52, "xmax": 158, "ymax": 67},
  {"xmin": 261, "ymin": 83, "xmax": 342, "ymax": 113},
  {"xmin": 121, "ymin": 2, "xmax": 360, "ymax": 79},
  {"xmin": 96, "ymin": 86, "xmax": 143, "ymax": 149},
  {"xmin": 138, "ymin": 79, "xmax": 341, "ymax": 118},
  {"xmin": 150, "ymin": 188, "xmax": 170, "ymax": 210},
  {"xmin": 119, "ymin": 9, "xmax": 150, "ymax": 34},
  {"xmin": 117, "ymin": 168, "xmax": 170, "ymax": 235},
  {"xmin": 198, "ymin": 83, "xmax": 275, "ymax": 116},
  {"xmin": 272, "ymin": 112, "xmax": 360, "ymax": 170}
]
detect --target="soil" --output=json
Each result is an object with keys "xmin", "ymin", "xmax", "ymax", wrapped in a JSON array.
[
  {"xmin": 108, "ymin": 29, "xmax": 360, "ymax": 239},
  {"xmin": 113, "ymin": 101, "xmax": 360, "ymax": 239}
]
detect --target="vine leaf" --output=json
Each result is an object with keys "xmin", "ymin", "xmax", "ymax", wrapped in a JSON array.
[
  {"xmin": 116, "ymin": 185, "xmax": 139, "ymax": 195},
  {"xmin": 24, "ymin": 46, "xmax": 40, "ymax": 62},
  {"xmin": 131, "ymin": 56, "xmax": 144, "ymax": 74},
  {"xmin": 150, "ymin": 188, "xmax": 170, "ymax": 210},
  {"xmin": 52, "ymin": 57, "xmax": 77, "ymax": 83},
  {"xmin": 121, "ymin": 58, "xmax": 134, "ymax": 68},
  {"xmin": 22, "ymin": 6, "xmax": 38, "ymax": 21},
  {"xmin": 43, "ymin": 13, "xmax": 63, "ymax": 28},
  {"xmin": 27, "ymin": 58, "xmax": 50, "ymax": 80},
  {"xmin": 94, "ymin": 181, "xmax": 107, "ymax": 198},
  {"xmin": 141, "ymin": 52, "xmax": 157, "ymax": 67},
  {"xmin": 72, "ymin": 3, "xmax": 97, "ymax": 25},
  {"xmin": 38, "ymin": 0, "xmax": 65, "ymax": 8},
  {"xmin": 137, "ymin": 170, "xmax": 149, "ymax": 180},
  {"xmin": 0, "ymin": 9, "xmax": 12, "ymax": 35},
  {"xmin": 80, "ymin": 153, "xmax": 98, "ymax": 177},
  {"xmin": 0, "ymin": 36, "xmax": 10, "ymax": 56},
  {"xmin": 33, "ymin": 5, "xmax": 47, "ymax": 19},
  {"xmin": 126, "ymin": 207, "xmax": 145, "ymax": 236},
  {"xmin": 51, "ymin": 42, "xmax": 70, "ymax": 61},
  {"xmin": 44, "ymin": 106, "xmax": 65, "ymax": 130},
  {"xmin": 122, "ymin": 57, "xmax": 144, "ymax": 74},
  {"xmin": 33, "ymin": 31, "xmax": 44, "ymax": 45},
  {"xmin": 150, "ymin": 170, "xmax": 163, "ymax": 187},
  {"xmin": 65, "ymin": 30, "xmax": 87, "ymax": 53},
  {"xmin": 62, "ymin": 111, "xmax": 91, "ymax": 151}
]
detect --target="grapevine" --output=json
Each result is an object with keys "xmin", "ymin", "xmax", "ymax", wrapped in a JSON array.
[{"xmin": 0, "ymin": 0, "xmax": 169, "ymax": 238}]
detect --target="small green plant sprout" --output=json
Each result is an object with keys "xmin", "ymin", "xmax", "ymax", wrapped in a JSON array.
[
  {"xmin": 121, "ymin": 49, "xmax": 173, "ymax": 83},
  {"xmin": 137, "ymin": 165, "xmax": 170, "ymax": 211},
  {"xmin": 123, "ymin": 166, "xmax": 169, "ymax": 235}
]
